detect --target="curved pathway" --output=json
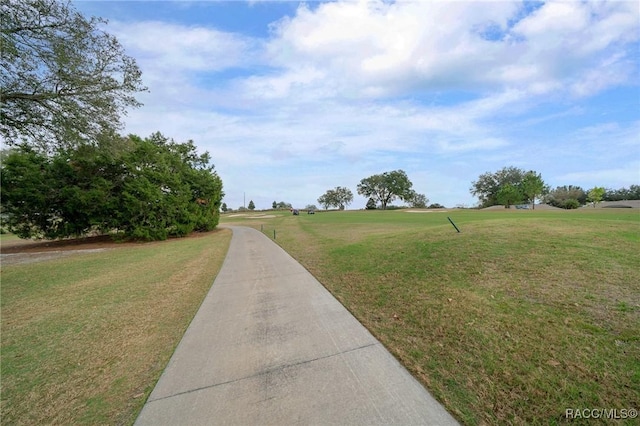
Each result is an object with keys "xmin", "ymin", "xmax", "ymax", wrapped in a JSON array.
[{"xmin": 135, "ymin": 226, "xmax": 458, "ymax": 425}]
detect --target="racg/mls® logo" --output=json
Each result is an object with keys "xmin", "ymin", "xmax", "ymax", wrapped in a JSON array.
[{"xmin": 565, "ymin": 408, "xmax": 638, "ymax": 420}]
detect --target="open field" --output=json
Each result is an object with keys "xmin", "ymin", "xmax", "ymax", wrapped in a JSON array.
[
  {"xmin": 0, "ymin": 229, "xmax": 232, "ymax": 425},
  {"xmin": 2, "ymin": 209, "xmax": 637, "ymax": 425},
  {"xmin": 221, "ymin": 209, "xmax": 640, "ymax": 425}
]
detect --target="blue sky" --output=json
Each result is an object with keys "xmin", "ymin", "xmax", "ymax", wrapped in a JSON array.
[{"xmin": 75, "ymin": 0, "xmax": 640, "ymax": 209}]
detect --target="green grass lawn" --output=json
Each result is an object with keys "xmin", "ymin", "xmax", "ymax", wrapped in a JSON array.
[
  {"xmin": 2, "ymin": 209, "xmax": 637, "ymax": 425},
  {"xmin": 1, "ymin": 229, "xmax": 232, "ymax": 425},
  {"xmin": 222, "ymin": 208, "xmax": 640, "ymax": 425}
]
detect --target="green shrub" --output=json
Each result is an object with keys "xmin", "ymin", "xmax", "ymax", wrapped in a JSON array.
[
  {"xmin": 1, "ymin": 133, "xmax": 223, "ymax": 241},
  {"xmin": 563, "ymin": 199, "xmax": 580, "ymax": 209}
]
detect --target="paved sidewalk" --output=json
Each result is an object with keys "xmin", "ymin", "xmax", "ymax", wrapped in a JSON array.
[{"xmin": 135, "ymin": 226, "xmax": 459, "ymax": 425}]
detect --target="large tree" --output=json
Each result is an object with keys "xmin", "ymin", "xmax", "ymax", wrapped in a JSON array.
[
  {"xmin": 470, "ymin": 166, "xmax": 527, "ymax": 208},
  {"xmin": 1, "ymin": 0, "xmax": 147, "ymax": 150},
  {"xmin": 357, "ymin": 170, "xmax": 414, "ymax": 210},
  {"xmin": 1, "ymin": 132, "xmax": 223, "ymax": 240},
  {"xmin": 317, "ymin": 186, "xmax": 354, "ymax": 210}
]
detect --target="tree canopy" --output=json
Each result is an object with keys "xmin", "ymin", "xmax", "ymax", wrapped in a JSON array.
[
  {"xmin": 1, "ymin": 132, "xmax": 223, "ymax": 240},
  {"xmin": 407, "ymin": 191, "xmax": 429, "ymax": 208},
  {"xmin": 357, "ymin": 170, "xmax": 414, "ymax": 210},
  {"xmin": 470, "ymin": 166, "xmax": 527, "ymax": 208},
  {"xmin": 603, "ymin": 185, "xmax": 640, "ymax": 201},
  {"xmin": 0, "ymin": 0, "xmax": 147, "ymax": 150},
  {"xmin": 470, "ymin": 166, "xmax": 547, "ymax": 208},
  {"xmin": 274, "ymin": 201, "xmax": 292, "ymax": 210},
  {"xmin": 520, "ymin": 171, "xmax": 548, "ymax": 209},
  {"xmin": 317, "ymin": 186, "xmax": 354, "ymax": 210},
  {"xmin": 496, "ymin": 184, "xmax": 522, "ymax": 208},
  {"xmin": 587, "ymin": 187, "xmax": 605, "ymax": 208}
]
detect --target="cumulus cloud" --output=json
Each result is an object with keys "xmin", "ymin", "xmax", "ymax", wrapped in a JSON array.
[{"xmin": 261, "ymin": 0, "xmax": 639, "ymax": 99}]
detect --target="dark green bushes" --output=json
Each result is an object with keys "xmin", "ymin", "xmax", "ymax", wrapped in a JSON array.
[
  {"xmin": 1, "ymin": 133, "xmax": 223, "ymax": 241},
  {"xmin": 562, "ymin": 199, "xmax": 580, "ymax": 209}
]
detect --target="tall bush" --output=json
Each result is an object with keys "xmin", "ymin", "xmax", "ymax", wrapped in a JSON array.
[{"xmin": 0, "ymin": 133, "xmax": 223, "ymax": 241}]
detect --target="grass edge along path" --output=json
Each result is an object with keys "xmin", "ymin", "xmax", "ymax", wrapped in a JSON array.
[
  {"xmin": 222, "ymin": 209, "xmax": 640, "ymax": 425},
  {"xmin": 1, "ymin": 229, "xmax": 232, "ymax": 425}
]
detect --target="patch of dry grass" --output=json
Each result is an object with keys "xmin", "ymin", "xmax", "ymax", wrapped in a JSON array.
[{"xmin": 1, "ymin": 229, "xmax": 232, "ymax": 425}]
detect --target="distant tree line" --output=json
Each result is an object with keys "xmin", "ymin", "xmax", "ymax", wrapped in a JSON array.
[
  {"xmin": 315, "ymin": 170, "xmax": 431, "ymax": 210},
  {"xmin": 273, "ymin": 201, "xmax": 292, "ymax": 210},
  {"xmin": 470, "ymin": 166, "xmax": 638, "ymax": 209},
  {"xmin": 603, "ymin": 185, "xmax": 640, "ymax": 201},
  {"xmin": 220, "ymin": 200, "xmax": 301, "ymax": 213},
  {"xmin": 1, "ymin": 133, "xmax": 223, "ymax": 240}
]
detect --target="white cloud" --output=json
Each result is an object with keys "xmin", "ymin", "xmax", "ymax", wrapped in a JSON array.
[
  {"xmin": 112, "ymin": 21, "xmax": 260, "ymax": 73},
  {"xmin": 571, "ymin": 120, "xmax": 640, "ymax": 151},
  {"xmin": 265, "ymin": 0, "xmax": 517, "ymax": 96},
  {"xmin": 556, "ymin": 162, "xmax": 640, "ymax": 189},
  {"xmin": 259, "ymin": 0, "xmax": 639, "ymax": 100},
  {"xmin": 510, "ymin": 1, "xmax": 639, "ymax": 97}
]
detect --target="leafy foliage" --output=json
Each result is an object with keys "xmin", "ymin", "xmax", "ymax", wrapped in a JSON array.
[
  {"xmin": 274, "ymin": 201, "xmax": 292, "ymax": 210},
  {"xmin": 496, "ymin": 184, "xmax": 523, "ymax": 208},
  {"xmin": 603, "ymin": 185, "xmax": 640, "ymax": 201},
  {"xmin": 1, "ymin": 0, "xmax": 147, "ymax": 150},
  {"xmin": 544, "ymin": 185, "xmax": 587, "ymax": 208},
  {"xmin": 470, "ymin": 166, "xmax": 527, "ymax": 208},
  {"xmin": 317, "ymin": 186, "xmax": 354, "ymax": 210},
  {"xmin": 1, "ymin": 133, "xmax": 223, "ymax": 240},
  {"xmin": 563, "ymin": 199, "xmax": 580, "ymax": 209},
  {"xmin": 357, "ymin": 170, "xmax": 414, "ymax": 210},
  {"xmin": 248, "ymin": 200, "xmax": 255, "ymax": 210},
  {"xmin": 520, "ymin": 171, "xmax": 548, "ymax": 209},
  {"xmin": 366, "ymin": 198, "xmax": 377, "ymax": 210},
  {"xmin": 587, "ymin": 187, "xmax": 606, "ymax": 207},
  {"xmin": 471, "ymin": 166, "xmax": 548, "ymax": 208},
  {"xmin": 407, "ymin": 191, "xmax": 429, "ymax": 208}
]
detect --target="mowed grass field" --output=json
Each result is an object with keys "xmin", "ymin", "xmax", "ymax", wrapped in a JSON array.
[
  {"xmin": 1, "ymin": 229, "xmax": 232, "ymax": 425},
  {"xmin": 2, "ymin": 209, "xmax": 637, "ymax": 425},
  {"xmin": 222, "ymin": 208, "xmax": 639, "ymax": 425}
]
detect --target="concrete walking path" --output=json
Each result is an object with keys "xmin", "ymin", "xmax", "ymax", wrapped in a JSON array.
[{"xmin": 135, "ymin": 225, "xmax": 459, "ymax": 425}]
